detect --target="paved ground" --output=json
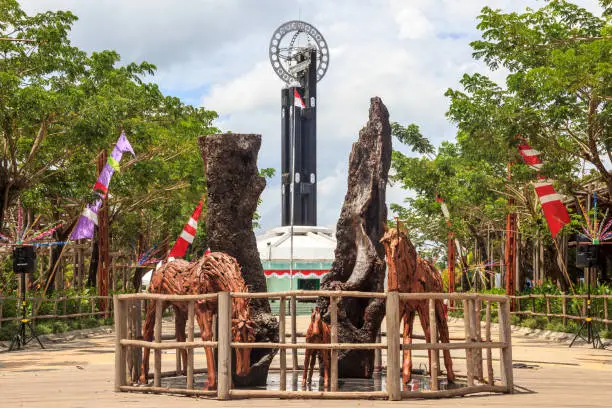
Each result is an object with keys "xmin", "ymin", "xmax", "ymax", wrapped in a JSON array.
[{"xmin": 1, "ymin": 317, "xmax": 611, "ymax": 407}]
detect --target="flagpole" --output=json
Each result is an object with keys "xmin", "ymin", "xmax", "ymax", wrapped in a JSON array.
[{"xmin": 290, "ymin": 96, "xmax": 295, "ymax": 292}]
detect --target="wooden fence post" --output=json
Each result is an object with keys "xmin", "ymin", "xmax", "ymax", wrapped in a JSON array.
[
  {"xmin": 175, "ymin": 306, "xmax": 182, "ymax": 376},
  {"xmin": 485, "ymin": 300, "xmax": 494, "ymax": 385},
  {"xmin": 154, "ymin": 299, "xmax": 163, "ymax": 388},
  {"xmin": 498, "ymin": 299, "xmax": 514, "ymax": 393},
  {"xmin": 113, "ymin": 296, "xmax": 127, "ymax": 391},
  {"xmin": 330, "ymin": 296, "xmax": 339, "ymax": 392},
  {"xmin": 428, "ymin": 298, "xmax": 439, "ymax": 391},
  {"xmin": 545, "ymin": 295, "xmax": 551, "ymax": 323},
  {"xmin": 218, "ymin": 292, "xmax": 232, "ymax": 400},
  {"xmin": 473, "ymin": 299, "xmax": 483, "ymax": 381},
  {"xmin": 127, "ymin": 299, "xmax": 142, "ymax": 383},
  {"xmin": 279, "ymin": 296, "xmax": 286, "ymax": 391},
  {"xmin": 187, "ymin": 300, "xmax": 195, "ymax": 390},
  {"xmin": 603, "ymin": 295, "xmax": 610, "ymax": 332},
  {"xmin": 562, "ymin": 296, "xmax": 567, "ymax": 327},
  {"xmin": 386, "ymin": 291, "xmax": 401, "ymax": 401},
  {"xmin": 462, "ymin": 299, "xmax": 474, "ymax": 387},
  {"xmin": 291, "ymin": 295, "xmax": 298, "ymax": 371},
  {"xmin": 374, "ymin": 329, "xmax": 382, "ymax": 373}
]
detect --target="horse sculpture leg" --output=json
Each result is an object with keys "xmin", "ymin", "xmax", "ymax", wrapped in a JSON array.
[
  {"xmin": 402, "ymin": 309, "xmax": 415, "ymax": 385},
  {"xmin": 417, "ymin": 304, "xmax": 433, "ymax": 376},
  {"xmin": 174, "ymin": 305, "xmax": 188, "ymax": 375},
  {"xmin": 196, "ymin": 308, "xmax": 216, "ymax": 390},
  {"xmin": 309, "ymin": 350, "xmax": 318, "ymax": 384},
  {"xmin": 140, "ymin": 300, "xmax": 161, "ymax": 384},
  {"xmin": 321, "ymin": 349, "xmax": 330, "ymax": 388},
  {"xmin": 302, "ymin": 349, "xmax": 312, "ymax": 386},
  {"xmin": 435, "ymin": 300, "xmax": 455, "ymax": 382}
]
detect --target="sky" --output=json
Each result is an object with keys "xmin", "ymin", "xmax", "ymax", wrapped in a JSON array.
[{"xmin": 21, "ymin": 0, "xmax": 602, "ymax": 233}]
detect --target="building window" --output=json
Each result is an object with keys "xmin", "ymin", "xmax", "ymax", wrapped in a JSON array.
[{"xmin": 297, "ymin": 278, "xmax": 320, "ymax": 290}]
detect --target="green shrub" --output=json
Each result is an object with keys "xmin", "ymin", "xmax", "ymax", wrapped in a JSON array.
[
  {"xmin": 1, "ymin": 299, "xmax": 18, "ymax": 318},
  {"xmin": 545, "ymin": 321, "xmax": 565, "ymax": 332},
  {"xmin": 52, "ymin": 321, "xmax": 69, "ymax": 334},
  {"xmin": 35, "ymin": 322, "xmax": 53, "ymax": 336},
  {"xmin": 523, "ymin": 318, "xmax": 539, "ymax": 329},
  {"xmin": 0, "ymin": 321, "xmax": 19, "ymax": 341},
  {"xmin": 81, "ymin": 317, "xmax": 99, "ymax": 329}
]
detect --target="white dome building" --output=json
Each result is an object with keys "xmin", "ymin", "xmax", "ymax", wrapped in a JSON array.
[{"xmin": 256, "ymin": 225, "xmax": 336, "ymax": 292}]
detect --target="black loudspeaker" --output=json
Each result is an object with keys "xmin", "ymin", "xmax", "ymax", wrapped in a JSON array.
[
  {"xmin": 576, "ymin": 244, "xmax": 597, "ymax": 268},
  {"xmin": 13, "ymin": 246, "xmax": 36, "ymax": 274}
]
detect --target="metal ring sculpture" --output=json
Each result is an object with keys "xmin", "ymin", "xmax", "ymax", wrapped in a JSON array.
[{"xmin": 269, "ymin": 20, "xmax": 329, "ymax": 84}]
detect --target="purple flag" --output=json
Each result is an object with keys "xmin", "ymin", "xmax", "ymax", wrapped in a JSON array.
[
  {"xmin": 70, "ymin": 199, "xmax": 103, "ymax": 240},
  {"xmin": 93, "ymin": 132, "xmax": 136, "ymax": 197}
]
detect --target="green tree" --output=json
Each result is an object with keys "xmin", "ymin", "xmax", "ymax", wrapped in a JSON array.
[
  {"xmin": 448, "ymin": 0, "xmax": 610, "ymax": 196},
  {"xmin": 1, "ymin": 1, "xmax": 221, "ymax": 292}
]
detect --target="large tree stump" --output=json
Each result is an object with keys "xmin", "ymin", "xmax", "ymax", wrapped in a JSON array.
[
  {"xmin": 198, "ymin": 133, "xmax": 278, "ymax": 387},
  {"xmin": 318, "ymin": 97, "xmax": 392, "ymax": 378}
]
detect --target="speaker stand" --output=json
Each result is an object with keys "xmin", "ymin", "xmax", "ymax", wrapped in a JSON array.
[{"xmin": 8, "ymin": 272, "xmax": 44, "ymax": 351}]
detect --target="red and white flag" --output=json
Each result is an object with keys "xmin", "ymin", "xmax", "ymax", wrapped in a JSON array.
[
  {"xmin": 518, "ymin": 140, "xmax": 570, "ymax": 238},
  {"xmin": 168, "ymin": 199, "xmax": 204, "ymax": 259},
  {"xmin": 293, "ymin": 88, "xmax": 306, "ymax": 109}
]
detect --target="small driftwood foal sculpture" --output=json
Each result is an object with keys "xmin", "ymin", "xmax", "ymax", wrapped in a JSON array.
[
  {"xmin": 302, "ymin": 307, "xmax": 331, "ymax": 388},
  {"xmin": 381, "ymin": 224, "xmax": 455, "ymax": 385},
  {"xmin": 139, "ymin": 252, "xmax": 255, "ymax": 390}
]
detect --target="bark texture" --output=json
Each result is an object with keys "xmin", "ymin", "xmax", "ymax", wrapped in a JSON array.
[
  {"xmin": 318, "ymin": 97, "xmax": 392, "ymax": 378},
  {"xmin": 198, "ymin": 133, "xmax": 278, "ymax": 387}
]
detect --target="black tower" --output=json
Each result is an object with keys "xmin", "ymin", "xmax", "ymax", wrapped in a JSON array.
[{"xmin": 281, "ymin": 48, "xmax": 318, "ymax": 226}]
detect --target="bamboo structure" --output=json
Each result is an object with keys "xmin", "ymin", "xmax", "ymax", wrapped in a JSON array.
[{"xmin": 114, "ymin": 291, "xmax": 514, "ymax": 401}]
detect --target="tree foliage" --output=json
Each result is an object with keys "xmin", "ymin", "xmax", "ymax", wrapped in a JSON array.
[
  {"xmin": 1, "ymin": 0, "xmax": 219, "ymax": 256},
  {"xmin": 391, "ymin": 1, "xmax": 610, "ymax": 289}
]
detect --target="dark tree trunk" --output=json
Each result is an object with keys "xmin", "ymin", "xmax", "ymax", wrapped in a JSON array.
[
  {"xmin": 198, "ymin": 133, "xmax": 278, "ymax": 387},
  {"xmin": 318, "ymin": 97, "xmax": 392, "ymax": 378},
  {"xmin": 87, "ymin": 231, "xmax": 99, "ymax": 288},
  {"xmin": 44, "ymin": 242, "xmax": 62, "ymax": 295},
  {"xmin": 544, "ymin": 242, "xmax": 570, "ymax": 292},
  {"xmin": 44, "ymin": 226, "xmax": 73, "ymax": 295}
]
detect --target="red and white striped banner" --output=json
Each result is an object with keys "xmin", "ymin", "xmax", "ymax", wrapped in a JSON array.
[
  {"xmin": 264, "ymin": 269, "xmax": 327, "ymax": 279},
  {"xmin": 168, "ymin": 199, "xmax": 204, "ymax": 259},
  {"xmin": 518, "ymin": 140, "xmax": 570, "ymax": 238}
]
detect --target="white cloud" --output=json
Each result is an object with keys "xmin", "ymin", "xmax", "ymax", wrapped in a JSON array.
[{"xmin": 19, "ymin": 0, "xmax": 604, "ymax": 232}]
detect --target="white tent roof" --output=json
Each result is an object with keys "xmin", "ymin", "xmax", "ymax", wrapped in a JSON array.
[
  {"xmin": 256, "ymin": 225, "xmax": 336, "ymax": 262},
  {"xmin": 141, "ymin": 270, "xmax": 154, "ymax": 289}
]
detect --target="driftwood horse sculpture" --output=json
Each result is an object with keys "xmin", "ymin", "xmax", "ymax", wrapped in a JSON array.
[
  {"xmin": 381, "ymin": 225, "xmax": 455, "ymax": 385},
  {"xmin": 302, "ymin": 307, "xmax": 331, "ymax": 388},
  {"xmin": 139, "ymin": 252, "xmax": 255, "ymax": 390}
]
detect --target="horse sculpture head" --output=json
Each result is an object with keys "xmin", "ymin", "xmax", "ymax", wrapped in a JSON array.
[
  {"xmin": 231, "ymin": 297, "xmax": 255, "ymax": 377},
  {"xmin": 309, "ymin": 307, "xmax": 325, "ymax": 339},
  {"xmin": 380, "ymin": 222, "xmax": 418, "ymax": 291}
]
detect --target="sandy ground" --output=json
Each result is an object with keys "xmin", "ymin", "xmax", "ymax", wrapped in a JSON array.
[{"xmin": 1, "ymin": 316, "xmax": 611, "ymax": 408}]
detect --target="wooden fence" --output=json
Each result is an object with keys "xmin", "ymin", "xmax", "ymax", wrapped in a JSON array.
[
  {"xmin": 114, "ymin": 291, "xmax": 513, "ymax": 401},
  {"xmin": 0, "ymin": 295, "xmax": 113, "ymax": 327},
  {"xmin": 512, "ymin": 294, "xmax": 611, "ymax": 329}
]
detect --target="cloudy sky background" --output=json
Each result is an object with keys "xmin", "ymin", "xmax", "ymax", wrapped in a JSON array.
[{"xmin": 22, "ymin": 0, "xmax": 602, "ymax": 233}]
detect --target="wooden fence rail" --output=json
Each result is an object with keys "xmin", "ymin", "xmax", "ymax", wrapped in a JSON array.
[
  {"xmin": 511, "ymin": 294, "xmax": 611, "ymax": 326},
  {"xmin": 114, "ymin": 291, "xmax": 513, "ymax": 401},
  {"xmin": 450, "ymin": 294, "xmax": 611, "ymax": 329},
  {"xmin": 0, "ymin": 295, "xmax": 113, "ymax": 327}
]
